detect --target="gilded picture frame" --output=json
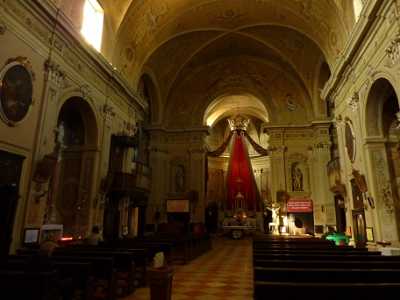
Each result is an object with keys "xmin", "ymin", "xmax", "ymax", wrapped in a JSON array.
[
  {"xmin": 0, "ymin": 56, "xmax": 35, "ymax": 127},
  {"xmin": 352, "ymin": 169, "xmax": 368, "ymax": 193}
]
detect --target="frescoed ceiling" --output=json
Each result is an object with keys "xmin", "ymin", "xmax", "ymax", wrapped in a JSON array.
[{"xmin": 99, "ymin": 0, "xmax": 356, "ymax": 128}]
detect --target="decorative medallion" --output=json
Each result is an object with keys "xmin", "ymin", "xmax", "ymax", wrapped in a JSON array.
[{"xmin": 0, "ymin": 56, "xmax": 35, "ymax": 127}]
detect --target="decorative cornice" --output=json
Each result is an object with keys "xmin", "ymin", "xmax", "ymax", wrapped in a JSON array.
[
  {"xmin": 76, "ymin": 84, "xmax": 93, "ymax": 101},
  {"xmin": 0, "ymin": 20, "xmax": 7, "ymax": 35},
  {"xmin": 189, "ymin": 148, "xmax": 206, "ymax": 159},
  {"xmin": 385, "ymin": 31, "xmax": 400, "ymax": 68},
  {"xmin": 267, "ymin": 146, "xmax": 286, "ymax": 156},
  {"xmin": 332, "ymin": 113, "xmax": 342, "ymax": 128},
  {"xmin": 346, "ymin": 92, "xmax": 359, "ymax": 112},
  {"xmin": 148, "ymin": 146, "xmax": 169, "ymax": 158},
  {"xmin": 307, "ymin": 141, "xmax": 332, "ymax": 155},
  {"xmin": 103, "ymin": 104, "xmax": 116, "ymax": 122},
  {"xmin": 44, "ymin": 59, "xmax": 69, "ymax": 88}
]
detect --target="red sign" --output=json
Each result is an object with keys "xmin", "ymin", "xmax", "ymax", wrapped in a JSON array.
[{"xmin": 287, "ymin": 199, "xmax": 313, "ymax": 212}]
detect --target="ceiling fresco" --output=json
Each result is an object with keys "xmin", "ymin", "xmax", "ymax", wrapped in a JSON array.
[{"xmin": 98, "ymin": 0, "xmax": 355, "ymax": 128}]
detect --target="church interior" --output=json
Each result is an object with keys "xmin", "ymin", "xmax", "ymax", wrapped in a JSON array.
[{"xmin": 2, "ymin": 0, "xmax": 400, "ymax": 298}]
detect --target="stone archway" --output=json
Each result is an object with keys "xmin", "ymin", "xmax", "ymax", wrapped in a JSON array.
[
  {"xmin": 364, "ymin": 78, "xmax": 400, "ymax": 241},
  {"xmin": 51, "ymin": 96, "xmax": 100, "ymax": 238}
]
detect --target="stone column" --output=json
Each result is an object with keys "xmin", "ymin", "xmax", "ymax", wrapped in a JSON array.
[
  {"xmin": 189, "ymin": 148, "xmax": 206, "ymax": 222},
  {"xmin": 307, "ymin": 142, "xmax": 333, "ymax": 224},
  {"xmin": 148, "ymin": 146, "xmax": 169, "ymax": 224}
]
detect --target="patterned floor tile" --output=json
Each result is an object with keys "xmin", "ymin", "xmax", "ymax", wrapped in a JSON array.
[{"xmin": 122, "ymin": 236, "xmax": 253, "ymax": 300}]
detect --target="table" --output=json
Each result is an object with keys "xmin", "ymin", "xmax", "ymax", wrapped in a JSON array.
[{"xmin": 381, "ymin": 247, "xmax": 400, "ymax": 256}]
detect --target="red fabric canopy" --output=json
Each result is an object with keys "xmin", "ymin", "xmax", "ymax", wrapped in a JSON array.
[{"xmin": 226, "ymin": 131, "xmax": 260, "ymax": 211}]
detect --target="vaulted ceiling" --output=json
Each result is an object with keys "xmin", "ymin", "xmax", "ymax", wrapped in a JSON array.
[{"xmin": 98, "ymin": 0, "xmax": 356, "ymax": 129}]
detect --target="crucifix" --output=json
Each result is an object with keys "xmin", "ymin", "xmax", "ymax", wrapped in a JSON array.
[{"xmin": 266, "ymin": 203, "xmax": 282, "ymax": 235}]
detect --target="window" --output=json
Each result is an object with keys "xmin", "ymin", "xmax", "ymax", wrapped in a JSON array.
[{"xmin": 81, "ymin": 0, "xmax": 104, "ymax": 52}]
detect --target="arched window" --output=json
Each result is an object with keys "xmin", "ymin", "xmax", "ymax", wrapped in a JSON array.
[{"xmin": 81, "ymin": 0, "xmax": 104, "ymax": 51}]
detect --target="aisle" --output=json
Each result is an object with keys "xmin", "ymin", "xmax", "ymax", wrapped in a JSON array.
[{"xmin": 124, "ymin": 236, "xmax": 253, "ymax": 300}]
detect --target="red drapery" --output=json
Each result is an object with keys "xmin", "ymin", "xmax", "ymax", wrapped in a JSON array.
[{"xmin": 226, "ymin": 130, "xmax": 260, "ymax": 211}]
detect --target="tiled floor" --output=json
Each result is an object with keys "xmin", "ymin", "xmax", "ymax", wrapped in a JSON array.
[{"xmin": 123, "ymin": 236, "xmax": 253, "ymax": 300}]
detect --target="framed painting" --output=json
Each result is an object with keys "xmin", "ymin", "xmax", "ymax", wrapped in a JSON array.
[
  {"xmin": 276, "ymin": 190, "xmax": 286, "ymax": 204},
  {"xmin": 344, "ymin": 119, "xmax": 356, "ymax": 163},
  {"xmin": 32, "ymin": 154, "xmax": 57, "ymax": 183},
  {"xmin": 366, "ymin": 227, "xmax": 374, "ymax": 242},
  {"xmin": 335, "ymin": 180, "xmax": 347, "ymax": 198},
  {"xmin": 0, "ymin": 56, "xmax": 35, "ymax": 127},
  {"xmin": 352, "ymin": 169, "xmax": 368, "ymax": 193},
  {"xmin": 99, "ymin": 173, "xmax": 114, "ymax": 195}
]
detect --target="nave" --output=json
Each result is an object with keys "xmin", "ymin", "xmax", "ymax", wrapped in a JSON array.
[{"xmin": 125, "ymin": 236, "xmax": 253, "ymax": 300}]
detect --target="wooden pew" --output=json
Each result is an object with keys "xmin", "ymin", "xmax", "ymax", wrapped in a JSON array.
[
  {"xmin": 134, "ymin": 236, "xmax": 190, "ymax": 264},
  {"xmin": 253, "ymin": 249, "xmax": 382, "ymax": 256},
  {"xmin": 0, "ymin": 259, "xmax": 94, "ymax": 300},
  {"xmin": 252, "ymin": 253, "xmax": 399, "ymax": 261},
  {"xmin": 254, "ymin": 259, "xmax": 400, "ymax": 269},
  {"xmin": 51, "ymin": 249, "xmax": 136, "ymax": 296},
  {"xmin": 0, "ymin": 271, "xmax": 58, "ymax": 300},
  {"xmin": 67, "ymin": 244, "xmax": 149, "ymax": 288},
  {"xmin": 252, "ymin": 245, "xmax": 361, "ymax": 251},
  {"xmin": 254, "ymin": 282, "xmax": 400, "ymax": 300},
  {"xmin": 17, "ymin": 248, "xmax": 130, "ymax": 299},
  {"xmin": 253, "ymin": 267, "xmax": 400, "ymax": 283}
]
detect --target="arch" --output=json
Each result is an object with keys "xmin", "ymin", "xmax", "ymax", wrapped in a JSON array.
[
  {"xmin": 137, "ymin": 72, "xmax": 160, "ymax": 125},
  {"xmin": 52, "ymin": 94, "xmax": 101, "ymax": 237},
  {"xmin": 365, "ymin": 77, "xmax": 399, "ymax": 138},
  {"xmin": 315, "ymin": 61, "xmax": 331, "ymax": 116},
  {"xmin": 56, "ymin": 92, "xmax": 101, "ymax": 148}
]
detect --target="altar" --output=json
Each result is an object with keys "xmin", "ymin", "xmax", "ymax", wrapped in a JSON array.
[{"xmin": 221, "ymin": 219, "xmax": 256, "ymax": 239}]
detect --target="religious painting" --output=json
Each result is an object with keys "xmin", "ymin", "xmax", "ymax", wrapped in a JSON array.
[
  {"xmin": 32, "ymin": 154, "xmax": 57, "ymax": 183},
  {"xmin": 335, "ymin": 180, "xmax": 347, "ymax": 198},
  {"xmin": 276, "ymin": 190, "xmax": 286, "ymax": 204},
  {"xmin": 352, "ymin": 169, "xmax": 368, "ymax": 193},
  {"xmin": 366, "ymin": 227, "xmax": 374, "ymax": 242},
  {"xmin": 99, "ymin": 173, "xmax": 114, "ymax": 195},
  {"xmin": 344, "ymin": 119, "xmax": 356, "ymax": 163},
  {"xmin": 0, "ymin": 57, "xmax": 35, "ymax": 127}
]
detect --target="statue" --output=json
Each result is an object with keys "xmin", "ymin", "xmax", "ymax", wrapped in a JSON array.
[
  {"xmin": 57, "ymin": 121, "xmax": 64, "ymax": 144},
  {"xmin": 293, "ymin": 168, "xmax": 302, "ymax": 191},
  {"xmin": 175, "ymin": 168, "xmax": 184, "ymax": 192}
]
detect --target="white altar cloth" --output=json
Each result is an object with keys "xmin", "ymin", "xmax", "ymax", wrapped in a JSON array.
[{"xmin": 381, "ymin": 247, "xmax": 400, "ymax": 256}]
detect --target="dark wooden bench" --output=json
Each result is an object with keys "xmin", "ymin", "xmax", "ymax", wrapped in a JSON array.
[
  {"xmin": 254, "ymin": 259, "xmax": 400, "ymax": 269},
  {"xmin": 253, "ymin": 249, "xmax": 382, "ymax": 256},
  {"xmin": 18, "ymin": 248, "xmax": 133, "ymax": 298},
  {"xmin": 0, "ymin": 271, "xmax": 59, "ymax": 300},
  {"xmin": 254, "ymin": 282, "xmax": 400, "ymax": 300},
  {"xmin": 253, "ymin": 236, "xmax": 335, "ymax": 244},
  {"xmin": 53, "ymin": 249, "xmax": 136, "ymax": 296},
  {"xmin": 134, "ymin": 236, "xmax": 190, "ymax": 264},
  {"xmin": 252, "ymin": 253, "xmax": 399, "ymax": 261},
  {"xmin": 67, "ymin": 244, "xmax": 149, "ymax": 288},
  {"xmin": 0, "ymin": 259, "xmax": 94, "ymax": 300},
  {"xmin": 254, "ymin": 267, "xmax": 400, "ymax": 283},
  {"xmin": 252, "ymin": 245, "xmax": 362, "ymax": 251}
]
